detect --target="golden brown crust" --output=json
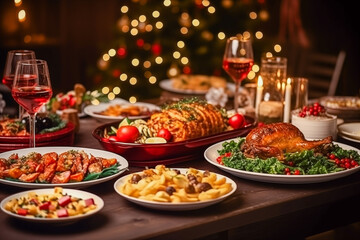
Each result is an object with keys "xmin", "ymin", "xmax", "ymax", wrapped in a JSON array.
[{"xmin": 146, "ymin": 99, "xmax": 226, "ymax": 142}]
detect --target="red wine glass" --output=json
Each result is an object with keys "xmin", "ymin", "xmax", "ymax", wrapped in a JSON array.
[
  {"xmin": 2, "ymin": 50, "xmax": 36, "ymax": 119},
  {"xmin": 223, "ymin": 35, "xmax": 254, "ymax": 113},
  {"xmin": 11, "ymin": 59, "xmax": 52, "ymax": 148}
]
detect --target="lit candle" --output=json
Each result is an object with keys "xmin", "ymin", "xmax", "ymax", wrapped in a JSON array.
[
  {"xmin": 283, "ymin": 78, "xmax": 292, "ymax": 123},
  {"xmin": 255, "ymin": 76, "xmax": 263, "ymax": 117}
]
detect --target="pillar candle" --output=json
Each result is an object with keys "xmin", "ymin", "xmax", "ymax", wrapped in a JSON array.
[
  {"xmin": 283, "ymin": 78, "xmax": 292, "ymax": 123},
  {"xmin": 255, "ymin": 76, "xmax": 263, "ymax": 117}
]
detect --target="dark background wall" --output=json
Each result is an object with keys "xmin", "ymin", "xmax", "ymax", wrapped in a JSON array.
[{"xmin": 1, "ymin": 0, "xmax": 359, "ymax": 113}]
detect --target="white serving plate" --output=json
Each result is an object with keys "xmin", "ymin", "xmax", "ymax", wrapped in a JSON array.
[
  {"xmin": 0, "ymin": 146, "xmax": 129, "ymax": 188},
  {"xmin": 204, "ymin": 138, "xmax": 360, "ymax": 184},
  {"xmin": 114, "ymin": 168, "xmax": 237, "ymax": 211},
  {"xmin": 84, "ymin": 98, "xmax": 160, "ymax": 122},
  {"xmin": 1, "ymin": 188, "xmax": 104, "ymax": 223},
  {"xmin": 338, "ymin": 122, "xmax": 360, "ymax": 140},
  {"xmin": 159, "ymin": 79, "xmax": 235, "ymax": 95}
]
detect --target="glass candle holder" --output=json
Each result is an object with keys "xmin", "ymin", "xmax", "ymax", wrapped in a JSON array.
[{"xmin": 257, "ymin": 56, "xmax": 287, "ymax": 123}]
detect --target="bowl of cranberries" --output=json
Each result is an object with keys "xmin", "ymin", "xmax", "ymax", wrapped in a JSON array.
[{"xmin": 291, "ymin": 102, "xmax": 337, "ymax": 140}]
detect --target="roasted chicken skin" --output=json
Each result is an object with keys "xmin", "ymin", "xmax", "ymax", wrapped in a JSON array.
[{"xmin": 241, "ymin": 122, "xmax": 332, "ymax": 160}]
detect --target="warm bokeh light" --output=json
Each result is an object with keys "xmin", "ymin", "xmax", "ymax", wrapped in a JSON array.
[
  {"xmin": 274, "ymin": 44, "xmax": 282, "ymax": 52},
  {"xmin": 139, "ymin": 15, "xmax": 146, "ymax": 22},
  {"xmin": 173, "ymin": 51, "xmax": 181, "ymax": 59},
  {"xmin": 218, "ymin": 32, "xmax": 225, "ymax": 40},
  {"xmin": 143, "ymin": 61, "xmax": 151, "ymax": 68},
  {"xmin": 108, "ymin": 92, "xmax": 115, "ymax": 100},
  {"xmin": 208, "ymin": 6, "xmax": 215, "ymax": 14},
  {"xmin": 249, "ymin": 12, "xmax": 257, "ymax": 20},
  {"xmin": 18, "ymin": 9, "xmax": 26, "ymax": 22},
  {"xmin": 243, "ymin": 31, "xmax": 251, "ymax": 39},
  {"xmin": 120, "ymin": 73, "xmax": 128, "ymax": 81},
  {"xmin": 163, "ymin": 0, "xmax": 171, "ymax": 7},
  {"xmin": 149, "ymin": 76, "xmax": 157, "ymax": 84},
  {"xmin": 113, "ymin": 87, "xmax": 121, "ymax": 94},
  {"xmin": 155, "ymin": 56, "xmax": 163, "ymax": 64},
  {"xmin": 129, "ymin": 77, "xmax": 137, "ymax": 85},
  {"xmin": 130, "ymin": 28, "xmax": 139, "ymax": 35},
  {"xmin": 121, "ymin": 6, "xmax": 128, "ymax": 13},
  {"xmin": 144, "ymin": 71, "xmax": 152, "ymax": 78},
  {"xmin": 152, "ymin": 11, "xmax": 160, "ymax": 18},
  {"xmin": 102, "ymin": 54, "xmax": 110, "ymax": 61},
  {"xmin": 168, "ymin": 67, "xmax": 178, "ymax": 76},
  {"xmin": 252, "ymin": 64, "xmax": 260, "ymax": 72},
  {"xmin": 180, "ymin": 57, "xmax": 189, "ymax": 64},
  {"xmin": 131, "ymin": 19, "xmax": 139, "ymax": 27},
  {"xmin": 155, "ymin": 21, "xmax": 163, "ymax": 29},
  {"xmin": 108, "ymin": 49, "xmax": 116, "ymax": 57},
  {"xmin": 180, "ymin": 27, "xmax": 188, "ymax": 34},
  {"xmin": 129, "ymin": 96, "xmax": 137, "ymax": 103},
  {"xmin": 177, "ymin": 41, "xmax": 185, "ymax": 48},
  {"xmin": 259, "ymin": 10, "xmax": 269, "ymax": 21},
  {"xmin": 14, "ymin": 0, "xmax": 22, "ymax": 7},
  {"xmin": 255, "ymin": 31, "xmax": 263, "ymax": 39},
  {"xmin": 247, "ymin": 71, "xmax": 256, "ymax": 80},
  {"xmin": 265, "ymin": 52, "xmax": 273, "ymax": 58},
  {"xmin": 102, "ymin": 87, "xmax": 110, "ymax": 94},
  {"xmin": 202, "ymin": 0, "xmax": 210, "ymax": 7},
  {"xmin": 145, "ymin": 24, "xmax": 153, "ymax": 32},
  {"xmin": 192, "ymin": 19, "xmax": 200, "ymax": 27},
  {"xmin": 131, "ymin": 58, "xmax": 140, "ymax": 66}
]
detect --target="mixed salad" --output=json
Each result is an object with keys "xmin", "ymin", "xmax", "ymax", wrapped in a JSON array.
[{"xmin": 216, "ymin": 138, "xmax": 360, "ymax": 175}]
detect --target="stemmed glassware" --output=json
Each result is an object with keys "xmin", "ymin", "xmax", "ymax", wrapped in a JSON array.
[
  {"xmin": 2, "ymin": 50, "xmax": 36, "ymax": 119},
  {"xmin": 11, "ymin": 59, "xmax": 53, "ymax": 148},
  {"xmin": 223, "ymin": 35, "xmax": 254, "ymax": 113}
]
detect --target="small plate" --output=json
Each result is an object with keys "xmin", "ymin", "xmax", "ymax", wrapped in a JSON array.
[
  {"xmin": 84, "ymin": 98, "xmax": 160, "ymax": 122},
  {"xmin": 114, "ymin": 168, "xmax": 237, "ymax": 211},
  {"xmin": 0, "ymin": 146, "xmax": 129, "ymax": 188},
  {"xmin": 204, "ymin": 139, "xmax": 360, "ymax": 184},
  {"xmin": 159, "ymin": 79, "xmax": 235, "ymax": 95},
  {"xmin": 338, "ymin": 132, "xmax": 360, "ymax": 143},
  {"xmin": 1, "ymin": 188, "xmax": 104, "ymax": 223},
  {"xmin": 338, "ymin": 122, "xmax": 360, "ymax": 140},
  {"xmin": 56, "ymin": 110, "xmax": 87, "ymax": 118}
]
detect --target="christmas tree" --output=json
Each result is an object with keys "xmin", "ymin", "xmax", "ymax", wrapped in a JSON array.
[{"xmin": 88, "ymin": 0, "xmax": 274, "ymax": 102}]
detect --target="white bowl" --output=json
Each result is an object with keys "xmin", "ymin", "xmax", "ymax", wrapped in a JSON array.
[{"xmin": 291, "ymin": 110, "xmax": 337, "ymax": 140}]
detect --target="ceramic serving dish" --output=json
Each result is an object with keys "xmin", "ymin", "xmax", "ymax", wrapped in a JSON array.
[
  {"xmin": 92, "ymin": 116, "xmax": 256, "ymax": 166},
  {"xmin": 291, "ymin": 109, "xmax": 337, "ymax": 140},
  {"xmin": 0, "ymin": 122, "xmax": 75, "ymax": 152}
]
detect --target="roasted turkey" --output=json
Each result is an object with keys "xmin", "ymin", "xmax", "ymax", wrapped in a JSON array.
[{"xmin": 241, "ymin": 122, "xmax": 332, "ymax": 160}]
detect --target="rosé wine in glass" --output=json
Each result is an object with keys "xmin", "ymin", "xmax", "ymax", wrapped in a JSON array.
[
  {"xmin": 11, "ymin": 59, "xmax": 52, "ymax": 148},
  {"xmin": 223, "ymin": 36, "xmax": 254, "ymax": 113},
  {"xmin": 2, "ymin": 50, "xmax": 36, "ymax": 119}
]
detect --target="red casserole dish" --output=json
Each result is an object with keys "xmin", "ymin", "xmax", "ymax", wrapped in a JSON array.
[
  {"xmin": 0, "ymin": 122, "xmax": 75, "ymax": 152},
  {"xmin": 92, "ymin": 116, "xmax": 256, "ymax": 166}
]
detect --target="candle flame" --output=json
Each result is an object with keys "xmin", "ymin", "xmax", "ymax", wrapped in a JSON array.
[
  {"xmin": 287, "ymin": 77, "xmax": 291, "ymax": 85},
  {"xmin": 257, "ymin": 76, "xmax": 263, "ymax": 87}
]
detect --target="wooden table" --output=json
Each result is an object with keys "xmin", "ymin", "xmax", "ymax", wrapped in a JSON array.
[{"xmin": 1, "ymin": 116, "xmax": 360, "ymax": 240}]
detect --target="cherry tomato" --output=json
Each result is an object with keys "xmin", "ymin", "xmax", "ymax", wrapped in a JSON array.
[
  {"xmin": 108, "ymin": 136, "xmax": 121, "ymax": 142},
  {"xmin": 157, "ymin": 128, "xmax": 172, "ymax": 142},
  {"xmin": 116, "ymin": 126, "xmax": 139, "ymax": 143},
  {"xmin": 228, "ymin": 113, "xmax": 245, "ymax": 129}
]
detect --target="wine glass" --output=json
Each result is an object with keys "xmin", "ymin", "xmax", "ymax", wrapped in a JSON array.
[
  {"xmin": 223, "ymin": 35, "xmax": 254, "ymax": 113},
  {"xmin": 11, "ymin": 59, "xmax": 53, "ymax": 148},
  {"xmin": 2, "ymin": 50, "xmax": 36, "ymax": 119}
]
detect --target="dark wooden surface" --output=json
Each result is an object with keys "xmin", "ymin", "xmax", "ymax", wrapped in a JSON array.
[{"xmin": 1, "ymin": 114, "xmax": 360, "ymax": 240}]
